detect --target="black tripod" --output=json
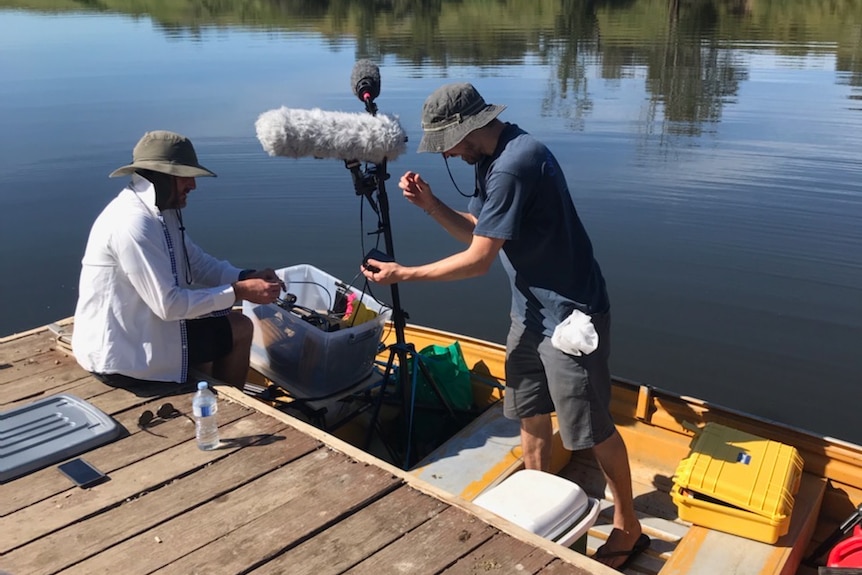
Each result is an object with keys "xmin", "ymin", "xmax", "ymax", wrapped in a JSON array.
[{"xmin": 345, "ymin": 156, "xmax": 456, "ymax": 470}]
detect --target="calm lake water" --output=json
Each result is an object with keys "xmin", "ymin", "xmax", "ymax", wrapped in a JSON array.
[{"xmin": 1, "ymin": 1, "xmax": 860, "ymax": 444}]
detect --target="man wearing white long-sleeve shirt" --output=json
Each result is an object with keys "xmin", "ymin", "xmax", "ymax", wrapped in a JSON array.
[{"xmin": 73, "ymin": 130, "xmax": 283, "ymax": 387}]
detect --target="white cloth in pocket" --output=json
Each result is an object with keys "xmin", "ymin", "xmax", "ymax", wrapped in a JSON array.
[{"xmin": 551, "ymin": 309, "xmax": 598, "ymax": 356}]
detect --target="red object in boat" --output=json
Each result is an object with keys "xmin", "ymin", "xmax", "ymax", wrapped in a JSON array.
[{"xmin": 827, "ymin": 525, "xmax": 862, "ymax": 567}]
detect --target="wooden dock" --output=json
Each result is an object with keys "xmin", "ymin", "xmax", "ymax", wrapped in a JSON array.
[{"xmin": 0, "ymin": 322, "xmax": 616, "ymax": 575}]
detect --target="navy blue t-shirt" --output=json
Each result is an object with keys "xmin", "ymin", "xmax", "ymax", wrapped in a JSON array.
[{"xmin": 469, "ymin": 123, "xmax": 609, "ymax": 335}]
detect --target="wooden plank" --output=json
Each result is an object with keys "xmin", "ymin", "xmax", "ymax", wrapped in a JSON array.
[
  {"xmin": 167, "ymin": 484, "xmax": 431, "ymax": 575},
  {"xmin": 0, "ymin": 397, "xmax": 251, "ymax": 516},
  {"xmin": 152, "ymin": 462, "xmax": 403, "ymax": 575},
  {"xmin": 440, "ymin": 532, "xmax": 559, "ymax": 574},
  {"xmin": 0, "ymin": 350, "xmax": 78, "ymax": 395},
  {"xmin": 0, "ymin": 373, "xmax": 113, "ymax": 410},
  {"xmin": 537, "ymin": 558, "xmax": 596, "ymax": 574},
  {"xmin": 3, "ymin": 406, "xmax": 262, "ymax": 552},
  {"xmin": 763, "ymin": 474, "xmax": 829, "ymax": 575},
  {"xmin": 62, "ymin": 449, "xmax": 400, "ymax": 575},
  {"xmin": 0, "ymin": 330, "xmax": 57, "ymax": 364},
  {"xmin": 0, "ymin": 356, "xmax": 89, "ymax": 403},
  {"xmin": 2, "ymin": 421, "xmax": 315, "ymax": 575},
  {"xmin": 1, "ymin": 322, "xmax": 687, "ymax": 575},
  {"xmin": 84, "ymin": 381, "xmax": 210, "ymax": 415},
  {"xmin": 343, "ymin": 506, "xmax": 499, "ymax": 574},
  {"xmin": 250, "ymin": 486, "xmax": 447, "ymax": 575},
  {"xmin": 0, "ymin": 347, "xmax": 75, "ymax": 388},
  {"xmin": 658, "ymin": 473, "xmax": 826, "ymax": 575},
  {"xmin": 219, "ymin": 384, "xmax": 620, "ymax": 575}
]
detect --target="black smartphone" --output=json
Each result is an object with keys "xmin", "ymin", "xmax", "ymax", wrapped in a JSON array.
[
  {"xmin": 363, "ymin": 248, "xmax": 394, "ymax": 272},
  {"xmin": 57, "ymin": 458, "xmax": 108, "ymax": 488}
]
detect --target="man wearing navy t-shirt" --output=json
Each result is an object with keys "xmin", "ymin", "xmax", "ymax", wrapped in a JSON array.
[{"xmin": 362, "ymin": 82, "xmax": 648, "ymax": 569}]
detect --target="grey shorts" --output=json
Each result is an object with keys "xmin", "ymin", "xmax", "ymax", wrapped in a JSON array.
[{"xmin": 503, "ymin": 312, "xmax": 615, "ymax": 451}]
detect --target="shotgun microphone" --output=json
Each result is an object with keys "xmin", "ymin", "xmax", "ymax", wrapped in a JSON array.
[
  {"xmin": 255, "ymin": 107, "xmax": 408, "ymax": 164},
  {"xmin": 351, "ymin": 59, "xmax": 381, "ymax": 105}
]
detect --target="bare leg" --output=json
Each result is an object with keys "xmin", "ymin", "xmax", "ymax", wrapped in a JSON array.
[
  {"xmin": 520, "ymin": 413, "xmax": 553, "ymax": 471},
  {"xmin": 592, "ymin": 429, "xmax": 643, "ymax": 568},
  {"xmin": 212, "ymin": 312, "xmax": 253, "ymax": 388}
]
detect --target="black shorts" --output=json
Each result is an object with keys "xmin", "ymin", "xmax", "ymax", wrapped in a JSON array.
[{"xmin": 186, "ymin": 315, "xmax": 233, "ymax": 365}]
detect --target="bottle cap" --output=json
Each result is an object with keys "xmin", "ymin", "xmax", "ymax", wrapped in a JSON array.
[{"xmin": 197, "ymin": 381, "xmax": 208, "ymax": 390}]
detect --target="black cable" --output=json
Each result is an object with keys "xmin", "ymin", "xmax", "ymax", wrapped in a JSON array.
[
  {"xmin": 287, "ymin": 280, "xmax": 334, "ymax": 310},
  {"xmin": 444, "ymin": 156, "xmax": 479, "ymax": 198},
  {"xmin": 340, "ymin": 267, "xmax": 392, "ymax": 328},
  {"xmin": 175, "ymin": 209, "xmax": 194, "ymax": 285}
]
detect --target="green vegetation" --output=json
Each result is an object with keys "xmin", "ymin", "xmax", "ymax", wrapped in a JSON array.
[{"xmin": 4, "ymin": 0, "xmax": 861, "ymax": 54}]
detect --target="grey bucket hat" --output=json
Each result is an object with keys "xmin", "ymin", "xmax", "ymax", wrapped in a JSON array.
[
  {"xmin": 109, "ymin": 130, "xmax": 217, "ymax": 178},
  {"xmin": 417, "ymin": 83, "xmax": 506, "ymax": 153}
]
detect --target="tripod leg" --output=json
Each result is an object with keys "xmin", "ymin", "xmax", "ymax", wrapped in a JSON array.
[{"xmin": 364, "ymin": 349, "xmax": 397, "ymax": 453}]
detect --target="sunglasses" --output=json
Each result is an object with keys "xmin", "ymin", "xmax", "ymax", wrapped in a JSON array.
[{"xmin": 138, "ymin": 403, "xmax": 181, "ymax": 428}]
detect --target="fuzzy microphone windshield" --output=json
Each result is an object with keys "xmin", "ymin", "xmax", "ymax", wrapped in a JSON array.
[{"xmin": 255, "ymin": 107, "xmax": 408, "ymax": 164}]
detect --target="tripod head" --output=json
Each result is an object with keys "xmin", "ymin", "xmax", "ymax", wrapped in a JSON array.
[{"xmin": 345, "ymin": 159, "xmax": 381, "ymax": 216}]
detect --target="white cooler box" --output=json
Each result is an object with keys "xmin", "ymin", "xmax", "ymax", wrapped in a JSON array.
[
  {"xmin": 242, "ymin": 264, "xmax": 391, "ymax": 399},
  {"xmin": 472, "ymin": 469, "xmax": 600, "ymax": 553}
]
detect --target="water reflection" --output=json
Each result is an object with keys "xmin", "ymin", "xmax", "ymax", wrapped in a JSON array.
[{"xmin": 9, "ymin": 0, "xmax": 860, "ymax": 137}]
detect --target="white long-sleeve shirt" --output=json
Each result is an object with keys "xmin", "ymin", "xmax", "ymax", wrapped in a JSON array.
[{"xmin": 73, "ymin": 174, "xmax": 243, "ymax": 382}]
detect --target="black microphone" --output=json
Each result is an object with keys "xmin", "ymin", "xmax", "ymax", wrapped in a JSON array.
[{"xmin": 351, "ymin": 59, "xmax": 381, "ymax": 105}]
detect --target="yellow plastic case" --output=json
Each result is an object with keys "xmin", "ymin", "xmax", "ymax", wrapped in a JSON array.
[{"xmin": 671, "ymin": 422, "xmax": 803, "ymax": 543}]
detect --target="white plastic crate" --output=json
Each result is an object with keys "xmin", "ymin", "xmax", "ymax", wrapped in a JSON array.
[{"xmin": 242, "ymin": 264, "xmax": 390, "ymax": 399}]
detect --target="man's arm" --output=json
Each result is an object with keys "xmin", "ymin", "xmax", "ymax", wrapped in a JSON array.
[
  {"xmin": 117, "ymin": 219, "xmax": 280, "ymax": 320},
  {"xmin": 399, "ymin": 171, "xmax": 476, "ymax": 244},
  {"xmin": 117, "ymin": 220, "xmax": 238, "ymax": 320},
  {"xmin": 423, "ymin": 196, "xmax": 477, "ymax": 244},
  {"xmin": 362, "ymin": 234, "xmax": 505, "ymax": 285},
  {"xmin": 182, "ymin": 229, "xmax": 243, "ymax": 286}
]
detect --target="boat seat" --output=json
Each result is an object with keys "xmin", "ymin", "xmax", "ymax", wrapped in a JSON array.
[
  {"xmin": 410, "ymin": 402, "xmax": 572, "ymax": 501},
  {"xmin": 472, "ymin": 469, "xmax": 601, "ymax": 554},
  {"xmin": 658, "ymin": 472, "xmax": 826, "ymax": 575}
]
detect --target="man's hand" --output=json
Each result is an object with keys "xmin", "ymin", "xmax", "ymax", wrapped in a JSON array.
[
  {"xmin": 399, "ymin": 171, "xmax": 438, "ymax": 212},
  {"xmin": 361, "ymin": 259, "xmax": 402, "ymax": 285},
  {"xmin": 233, "ymin": 278, "xmax": 283, "ymax": 305},
  {"xmin": 243, "ymin": 268, "xmax": 287, "ymax": 292}
]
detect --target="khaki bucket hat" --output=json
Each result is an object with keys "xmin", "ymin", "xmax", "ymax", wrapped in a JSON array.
[
  {"xmin": 417, "ymin": 83, "xmax": 506, "ymax": 154},
  {"xmin": 109, "ymin": 130, "xmax": 217, "ymax": 178}
]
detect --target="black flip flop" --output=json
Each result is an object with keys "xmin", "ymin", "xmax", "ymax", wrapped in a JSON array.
[{"xmin": 594, "ymin": 533, "xmax": 651, "ymax": 571}]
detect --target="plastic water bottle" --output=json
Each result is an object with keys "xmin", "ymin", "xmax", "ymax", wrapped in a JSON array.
[{"xmin": 192, "ymin": 381, "xmax": 219, "ymax": 450}]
